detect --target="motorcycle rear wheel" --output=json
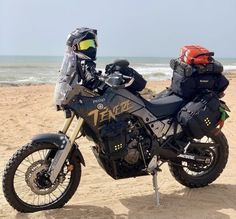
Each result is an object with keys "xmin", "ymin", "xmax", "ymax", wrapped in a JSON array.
[
  {"xmin": 168, "ymin": 131, "xmax": 228, "ymax": 188},
  {"xmin": 2, "ymin": 142, "xmax": 81, "ymax": 212}
]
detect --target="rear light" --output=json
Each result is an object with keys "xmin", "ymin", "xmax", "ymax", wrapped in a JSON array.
[{"xmin": 218, "ymin": 92, "xmax": 225, "ymax": 98}]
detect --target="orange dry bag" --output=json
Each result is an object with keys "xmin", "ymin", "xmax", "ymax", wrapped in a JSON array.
[{"xmin": 180, "ymin": 45, "xmax": 214, "ymax": 65}]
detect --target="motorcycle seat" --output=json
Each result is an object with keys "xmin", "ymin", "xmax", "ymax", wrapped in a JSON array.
[{"xmin": 142, "ymin": 94, "xmax": 186, "ymax": 118}]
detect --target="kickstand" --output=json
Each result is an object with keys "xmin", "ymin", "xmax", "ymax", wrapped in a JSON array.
[
  {"xmin": 152, "ymin": 169, "xmax": 160, "ymax": 207},
  {"xmin": 147, "ymin": 155, "xmax": 161, "ymax": 207}
]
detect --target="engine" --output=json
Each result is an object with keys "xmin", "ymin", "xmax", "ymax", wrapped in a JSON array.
[
  {"xmin": 100, "ymin": 115, "xmax": 152, "ymax": 165},
  {"xmin": 124, "ymin": 138, "xmax": 140, "ymax": 164},
  {"xmin": 92, "ymin": 116, "xmax": 181, "ymax": 180}
]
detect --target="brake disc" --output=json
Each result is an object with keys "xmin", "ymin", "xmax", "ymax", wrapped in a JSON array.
[{"xmin": 25, "ymin": 160, "xmax": 60, "ymax": 195}]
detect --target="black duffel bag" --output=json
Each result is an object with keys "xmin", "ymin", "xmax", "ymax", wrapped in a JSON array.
[
  {"xmin": 170, "ymin": 58, "xmax": 229, "ymax": 99},
  {"xmin": 171, "ymin": 71, "xmax": 229, "ymax": 99},
  {"xmin": 170, "ymin": 58, "xmax": 224, "ymax": 76},
  {"xmin": 177, "ymin": 92, "xmax": 221, "ymax": 139}
]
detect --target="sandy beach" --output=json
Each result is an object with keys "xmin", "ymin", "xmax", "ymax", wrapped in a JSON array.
[{"xmin": 0, "ymin": 75, "xmax": 236, "ymax": 219}]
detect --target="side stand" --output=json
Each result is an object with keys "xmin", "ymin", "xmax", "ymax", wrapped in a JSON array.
[
  {"xmin": 152, "ymin": 170, "xmax": 160, "ymax": 207},
  {"xmin": 147, "ymin": 155, "xmax": 160, "ymax": 207}
]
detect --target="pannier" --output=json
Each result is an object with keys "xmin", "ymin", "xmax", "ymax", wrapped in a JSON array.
[
  {"xmin": 170, "ymin": 46, "xmax": 229, "ymax": 99},
  {"xmin": 105, "ymin": 60, "xmax": 147, "ymax": 93},
  {"xmin": 177, "ymin": 92, "xmax": 221, "ymax": 139}
]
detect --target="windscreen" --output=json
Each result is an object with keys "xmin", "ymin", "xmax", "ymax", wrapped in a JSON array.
[{"xmin": 54, "ymin": 46, "xmax": 80, "ymax": 107}]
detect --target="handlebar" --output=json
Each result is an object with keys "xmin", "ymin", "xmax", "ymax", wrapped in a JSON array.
[
  {"xmin": 98, "ymin": 73, "xmax": 134, "ymax": 89},
  {"xmin": 106, "ymin": 77, "xmax": 134, "ymax": 89}
]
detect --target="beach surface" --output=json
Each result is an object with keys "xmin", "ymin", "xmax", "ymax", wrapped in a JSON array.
[{"xmin": 0, "ymin": 76, "xmax": 236, "ymax": 219}]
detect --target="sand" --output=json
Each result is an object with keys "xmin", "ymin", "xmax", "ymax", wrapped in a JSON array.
[{"xmin": 0, "ymin": 77, "xmax": 236, "ymax": 219}]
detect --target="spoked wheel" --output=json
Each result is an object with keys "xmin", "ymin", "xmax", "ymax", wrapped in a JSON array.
[
  {"xmin": 2, "ymin": 143, "xmax": 81, "ymax": 212},
  {"xmin": 169, "ymin": 131, "xmax": 228, "ymax": 188}
]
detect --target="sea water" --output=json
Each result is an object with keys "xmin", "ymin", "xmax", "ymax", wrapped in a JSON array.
[{"xmin": 0, "ymin": 56, "xmax": 236, "ymax": 85}]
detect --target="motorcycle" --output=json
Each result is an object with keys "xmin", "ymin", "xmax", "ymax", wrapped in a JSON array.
[{"xmin": 2, "ymin": 51, "xmax": 229, "ymax": 212}]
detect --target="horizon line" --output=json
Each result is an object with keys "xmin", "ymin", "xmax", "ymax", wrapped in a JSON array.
[{"xmin": 0, "ymin": 54, "xmax": 236, "ymax": 59}]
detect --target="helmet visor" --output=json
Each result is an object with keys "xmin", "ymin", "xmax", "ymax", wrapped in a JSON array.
[{"xmin": 74, "ymin": 39, "xmax": 96, "ymax": 51}]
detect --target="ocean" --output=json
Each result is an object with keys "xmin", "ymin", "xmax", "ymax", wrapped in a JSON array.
[{"xmin": 0, "ymin": 56, "xmax": 236, "ymax": 85}]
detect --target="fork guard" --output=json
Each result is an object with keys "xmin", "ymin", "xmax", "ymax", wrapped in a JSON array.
[{"xmin": 31, "ymin": 133, "xmax": 85, "ymax": 166}]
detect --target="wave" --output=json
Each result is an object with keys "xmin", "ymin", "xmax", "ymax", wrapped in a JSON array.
[
  {"xmin": 142, "ymin": 63, "xmax": 170, "ymax": 67},
  {"xmin": 1, "ymin": 63, "xmax": 236, "ymax": 85},
  {"xmin": 224, "ymin": 65, "xmax": 236, "ymax": 71},
  {"xmin": 0, "ymin": 76, "xmax": 56, "ymax": 85}
]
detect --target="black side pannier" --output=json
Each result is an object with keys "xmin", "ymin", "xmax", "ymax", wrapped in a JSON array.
[
  {"xmin": 170, "ymin": 58, "xmax": 229, "ymax": 99},
  {"xmin": 105, "ymin": 60, "xmax": 147, "ymax": 93},
  {"xmin": 177, "ymin": 92, "xmax": 221, "ymax": 139}
]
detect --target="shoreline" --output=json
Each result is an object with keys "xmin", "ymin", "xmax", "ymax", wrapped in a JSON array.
[
  {"xmin": 0, "ymin": 71, "xmax": 236, "ymax": 87},
  {"xmin": 0, "ymin": 82, "xmax": 52, "ymax": 87}
]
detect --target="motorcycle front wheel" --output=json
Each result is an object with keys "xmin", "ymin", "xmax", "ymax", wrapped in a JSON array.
[
  {"xmin": 2, "ymin": 142, "xmax": 81, "ymax": 212},
  {"xmin": 168, "ymin": 131, "xmax": 228, "ymax": 188}
]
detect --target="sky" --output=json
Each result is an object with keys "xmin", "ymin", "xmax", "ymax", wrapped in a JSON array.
[{"xmin": 0, "ymin": 0, "xmax": 236, "ymax": 58}]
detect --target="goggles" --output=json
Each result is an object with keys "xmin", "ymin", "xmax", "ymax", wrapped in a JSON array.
[{"xmin": 74, "ymin": 39, "xmax": 96, "ymax": 51}]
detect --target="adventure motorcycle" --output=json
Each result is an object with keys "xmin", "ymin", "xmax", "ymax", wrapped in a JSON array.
[{"xmin": 2, "ymin": 31, "xmax": 230, "ymax": 212}]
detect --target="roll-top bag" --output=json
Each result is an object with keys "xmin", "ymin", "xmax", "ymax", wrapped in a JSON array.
[{"xmin": 177, "ymin": 92, "xmax": 221, "ymax": 139}]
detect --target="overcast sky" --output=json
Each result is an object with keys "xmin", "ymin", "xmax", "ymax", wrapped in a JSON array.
[{"xmin": 0, "ymin": 0, "xmax": 236, "ymax": 57}]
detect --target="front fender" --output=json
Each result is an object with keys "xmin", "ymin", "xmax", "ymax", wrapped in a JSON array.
[{"xmin": 31, "ymin": 133, "xmax": 85, "ymax": 166}]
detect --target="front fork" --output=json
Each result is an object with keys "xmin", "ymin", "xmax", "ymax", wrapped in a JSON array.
[{"xmin": 48, "ymin": 113, "xmax": 84, "ymax": 183}]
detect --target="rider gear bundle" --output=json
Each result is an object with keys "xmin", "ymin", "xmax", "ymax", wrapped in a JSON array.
[
  {"xmin": 170, "ymin": 45, "xmax": 229, "ymax": 99},
  {"xmin": 169, "ymin": 45, "xmax": 229, "ymax": 137},
  {"xmin": 67, "ymin": 28, "xmax": 105, "ymax": 92},
  {"xmin": 55, "ymin": 27, "xmax": 104, "ymax": 108}
]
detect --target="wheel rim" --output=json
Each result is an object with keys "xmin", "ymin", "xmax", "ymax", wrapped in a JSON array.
[
  {"xmin": 13, "ymin": 148, "xmax": 73, "ymax": 207},
  {"xmin": 182, "ymin": 136, "xmax": 218, "ymax": 177}
]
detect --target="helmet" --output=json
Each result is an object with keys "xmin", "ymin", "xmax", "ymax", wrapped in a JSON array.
[{"xmin": 66, "ymin": 27, "xmax": 98, "ymax": 60}]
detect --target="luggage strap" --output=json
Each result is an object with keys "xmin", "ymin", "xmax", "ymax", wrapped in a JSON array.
[{"xmin": 194, "ymin": 52, "xmax": 214, "ymax": 59}]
